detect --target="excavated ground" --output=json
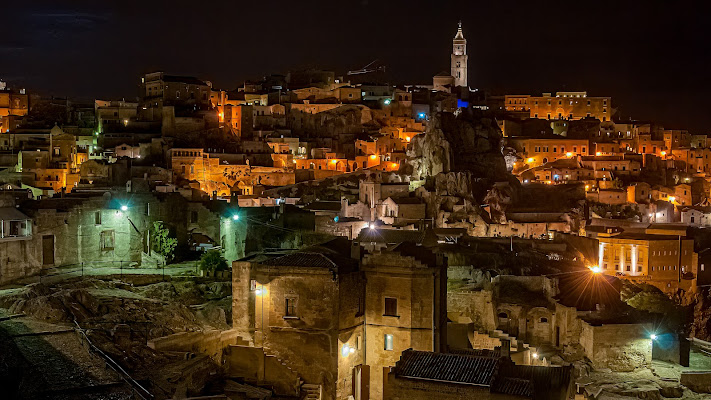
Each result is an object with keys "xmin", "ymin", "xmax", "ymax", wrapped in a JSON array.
[{"xmin": 0, "ymin": 276, "xmax": 233, "ymax": 399}]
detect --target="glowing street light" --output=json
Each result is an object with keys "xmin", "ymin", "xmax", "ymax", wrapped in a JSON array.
[
  {"xmin": 383, "ymin": 99, "xmax": 392, "ymax": 105},
  {"xmin": 566, "ymin": 152, "xmax": 573, "ymax": 158},
  {"xmin": 650, "ymin": 334, "xmax": 658, "ymax": 340},
  {"xmin": 595, "ymin": 151, "xmax": 602, "ymax": 156},
  {"xmin": 660, "ymin": 151, "xmax": 667, "ymax": 157},
  {"xmin": 532, "ymin": 353, "xmax": 539, "ymax": 359},
  {"xmin": 527, "ymin": 157, "xmax": 535, "ymax": 163},
  {"xmin": 232, "ymin": 215, "xmax": 240, "ymax": 221},
  {"xmin": 120, "ymin": 205, "xmax": 128, "ymax": 211},
  {"xmin": 668, "ymin": 196, "xmax": 676, "ymax": 203},
  {"xmin": 341, "ymin": 344, "xmax": 355, "ymax": 357},
  {"xmin": 590, "ymin": 265, "xmax": 601, "ymax": 274},
  {"xmin": 369, "ymin": 223, "xmax": 375, "ymax": 230}
]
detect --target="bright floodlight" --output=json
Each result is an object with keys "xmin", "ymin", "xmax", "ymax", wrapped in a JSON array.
[
  {"xmin": 384, "ymin": 99, "xmax": 391, "ymax": 105},
  {"xmin": 120, "ymin": 205, "xmax": 128, "ymax": 211},
  {"xmin": 650, "ymin": 334, "xmax": 658, "ymax": 340},
  {"xmin": 591, "ymin": 265, "xmax": 601, "ymax": 274},
  {"xmin": 232, "ymin": 215, "xmax": 239, "ymax": 221},
  {"xmin": 532, "ymin": 353, "xmax": 538, "ymax": 359},
  {"xmin": 369, "ymin": 223, "xmax": 375, "ymax": 230}
]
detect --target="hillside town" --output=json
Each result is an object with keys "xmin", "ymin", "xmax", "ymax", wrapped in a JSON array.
[{"xmin": 2, "ymin": 19, "xmax": 711, "ymax": 400}]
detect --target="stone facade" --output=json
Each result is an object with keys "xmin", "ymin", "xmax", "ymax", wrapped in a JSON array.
[{"xmin": 231, "ymin": 240, "xmax": 446, "ymax": 400}]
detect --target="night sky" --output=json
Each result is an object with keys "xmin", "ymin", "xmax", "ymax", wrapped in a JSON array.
[{"xmin": 3, "ymin": 1, "xmax": 710, "ymax": 133}]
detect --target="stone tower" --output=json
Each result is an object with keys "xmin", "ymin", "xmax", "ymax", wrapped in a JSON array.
[{"xmin": 451, "ymin": 21, "xmax": 468, "ymax": 87}]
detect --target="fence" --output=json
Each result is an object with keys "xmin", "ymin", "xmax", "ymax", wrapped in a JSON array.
[{"xmin": 39, "ymin": 260, "xmax": 168, "ymax": 283}]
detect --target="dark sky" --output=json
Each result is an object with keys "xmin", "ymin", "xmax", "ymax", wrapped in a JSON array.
[{"xmin": 3, "ymin": 0, "xmax": 710, "ymax": 133}]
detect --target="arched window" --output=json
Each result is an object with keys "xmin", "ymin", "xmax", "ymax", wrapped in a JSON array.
[
  {"xmin": 539, "ymin": 317, "xmax": 548, "ymax": 323},
  {"xmin": 498, "ymin": 312, "xmax": 508, "ymax": 319}
]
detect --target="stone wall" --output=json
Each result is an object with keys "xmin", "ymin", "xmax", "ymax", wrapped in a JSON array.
[
  {"xmin": 447, "ymin": 289, "xmax": 496, "ymax": 332},
  {"xmin": 147, "ymin": 329, "xmax": 248, "ymax": 364},
  {"xmin": 580, "ymin": 322, "xmax": 652, "ymax": 371},
  {"xmin": 0, "ymin": 237, "xmax": 41, "ymax": 285},
  {"xmin": 225, "ymin": 345, "xmax": 302, "ymax": 397}
]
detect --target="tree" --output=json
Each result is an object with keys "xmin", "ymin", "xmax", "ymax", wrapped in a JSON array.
[
  {"xmin": 199, "ymin": 250, "xmax": 228, "ymax": 275},
  {"xmin": 151, "ymin": 221, "xmax": 177, "ymax": 262}
]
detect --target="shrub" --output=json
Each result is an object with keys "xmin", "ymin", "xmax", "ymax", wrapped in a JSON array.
[{"xmin": 199, "ymin": 250, "xmax": 228, "ymax": 275}]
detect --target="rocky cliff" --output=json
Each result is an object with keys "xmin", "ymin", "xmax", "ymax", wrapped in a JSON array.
[{"xmin": 407, "ymin": 110, "xmax": 509, "ymax": 177}]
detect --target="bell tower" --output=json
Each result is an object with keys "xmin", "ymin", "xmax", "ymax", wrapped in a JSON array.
[{"xmin": 451, "ymin": 21, "xmax": 468, "ymax": 87}]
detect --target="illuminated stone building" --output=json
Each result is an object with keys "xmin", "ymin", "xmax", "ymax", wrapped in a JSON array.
[
  {"xmin": 450, "ymin": 22, "xmax": 468, "ymax": 87},
  {"xmin": 232, "ymin": 240, "xmax": 446, "ymax": 400},
  {"xmin": 95, "ymin": 100, "xmax": 138, "ymax": 133},
  {"xmin": 139, "ymin": 72, "xmax": 212, "ymax": 120},
  {"xmin": 170, "ymin": 148, "xmax": 295, "ymax": 197},
  {"xmin": 664, "ymin": 129, "xmax": 691, "ymax": 151},
  {"xmin": 0, "ymin": 82, "xmax": 29, "ymax": 133},
  {"xmin": 596, "ymin": 230, "xmax": 695, "ymax": 279},
  {"xmin": 507, "ymin": 137, "xmax": 589, "ymax": 168},
  {"xmin": 505, "ymin": 92, "xmax": 611, "ymax": 121}
]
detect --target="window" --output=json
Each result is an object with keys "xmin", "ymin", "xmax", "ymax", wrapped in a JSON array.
[
  {"xmin": 285, "ymin": 297, "xmax": 297, "ymax": 317},
  {"xmin": 190, "ymin": 211, "xmax": 198, "ymax": 223},
  {"xmin": 356, "ymin": 335, "xmax": 362, "ymax": 350},
  {"xmin": 384, "ymin": 297, "xmax": 398, "ymax": 316},
  {"xmin": 94, "ymin": 211, "xmax": 101, "ymax": 225},
  {"xmin": 100, "ymin": 230, "xmax": 115, "ymax": 250},
  {"xmin": 539, "ymin": 317, "xmax": 548, "ymax": 323},
  {"xmin": 384, "ymin": 334, "xmax": 394, "ymax": 351}
]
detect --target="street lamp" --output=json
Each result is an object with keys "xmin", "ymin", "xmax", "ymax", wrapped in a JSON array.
[
  {"xmin": 650, "ymin": 334, "xmax": 658, "ymax": 340},
  {"xmin": 120, "ymin": 205, "xmax": 128, "ymax": 211},
  {"xmin": 590, "ymin": 265, "xmax": 601, "ymax": 274},
  {"xmin": 232, "ymin": 215, "xmax": 240, "ymax": 221}
]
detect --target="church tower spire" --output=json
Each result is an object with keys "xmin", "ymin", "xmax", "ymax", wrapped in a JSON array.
[{"xmin": 451, "ymin": 21, "xmax": 468, "ymax": 87}]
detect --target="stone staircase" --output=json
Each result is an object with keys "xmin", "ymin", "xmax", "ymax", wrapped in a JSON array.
[{"xmin": 301, "ymin": 383, "xmax": 321, "ymax": 400}]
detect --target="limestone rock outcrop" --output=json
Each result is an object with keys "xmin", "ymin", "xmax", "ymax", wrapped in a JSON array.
[{"xmin": 406, "ymin": 110, "xmax": 511, "ymax": 188}]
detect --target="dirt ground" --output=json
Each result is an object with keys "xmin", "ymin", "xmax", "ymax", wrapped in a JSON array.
[{"xmin": 0, "ymin": 274, "xmax": 233, "ymax": 399}]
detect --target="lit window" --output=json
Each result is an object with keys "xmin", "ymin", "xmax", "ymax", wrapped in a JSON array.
[{"xmin": 384, "ymin": 334, "xmax": 394, "ymax": 351}]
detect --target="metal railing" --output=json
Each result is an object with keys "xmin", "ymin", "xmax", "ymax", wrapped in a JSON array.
[
  {"xmin": 39, "ymin": 260, "xmax": 168, "ymax": 282},
  {"xmin": 74, "ymin": 320, "xmax": 154, "ymax": 399}
]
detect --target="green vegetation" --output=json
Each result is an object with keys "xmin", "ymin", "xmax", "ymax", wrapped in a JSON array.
[
  {"xmin": 589, "ymin": 203, "xmax": 642, "ymax": 220},
  {"xmin": 151, "ymin": 221, "xmax": 177, "ymax": 262},
  {"xmin": 199, "ymin": 250, "xmax": 228, "ymax": 275}
]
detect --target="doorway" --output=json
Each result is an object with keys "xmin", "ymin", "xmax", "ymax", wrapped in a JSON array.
[{"xmin": 42, "ymin": 235, "xmax": 55, "ymax": 265}]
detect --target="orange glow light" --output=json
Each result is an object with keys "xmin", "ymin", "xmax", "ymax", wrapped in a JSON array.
[
  {"xmin": 370, "ymin": 155, "xmax": 378, "ymax": 160},
  {"xmin": 566, "ymin": 152, "xmax": 573, "ymax": 157},
  {"xmin": 660, "ymin": 151, "xmax": 667, "ymax": 156},
  {"xmin": 405, "ymin": 136, "xmax": 411, "ymax": 142},
  {"xmin": 595, "ymin": 152, "xmax": 602, "ymax": 156},
  {"xmin": 391, "ymin": 163, "xmax": 398, "ymax": 168}
]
